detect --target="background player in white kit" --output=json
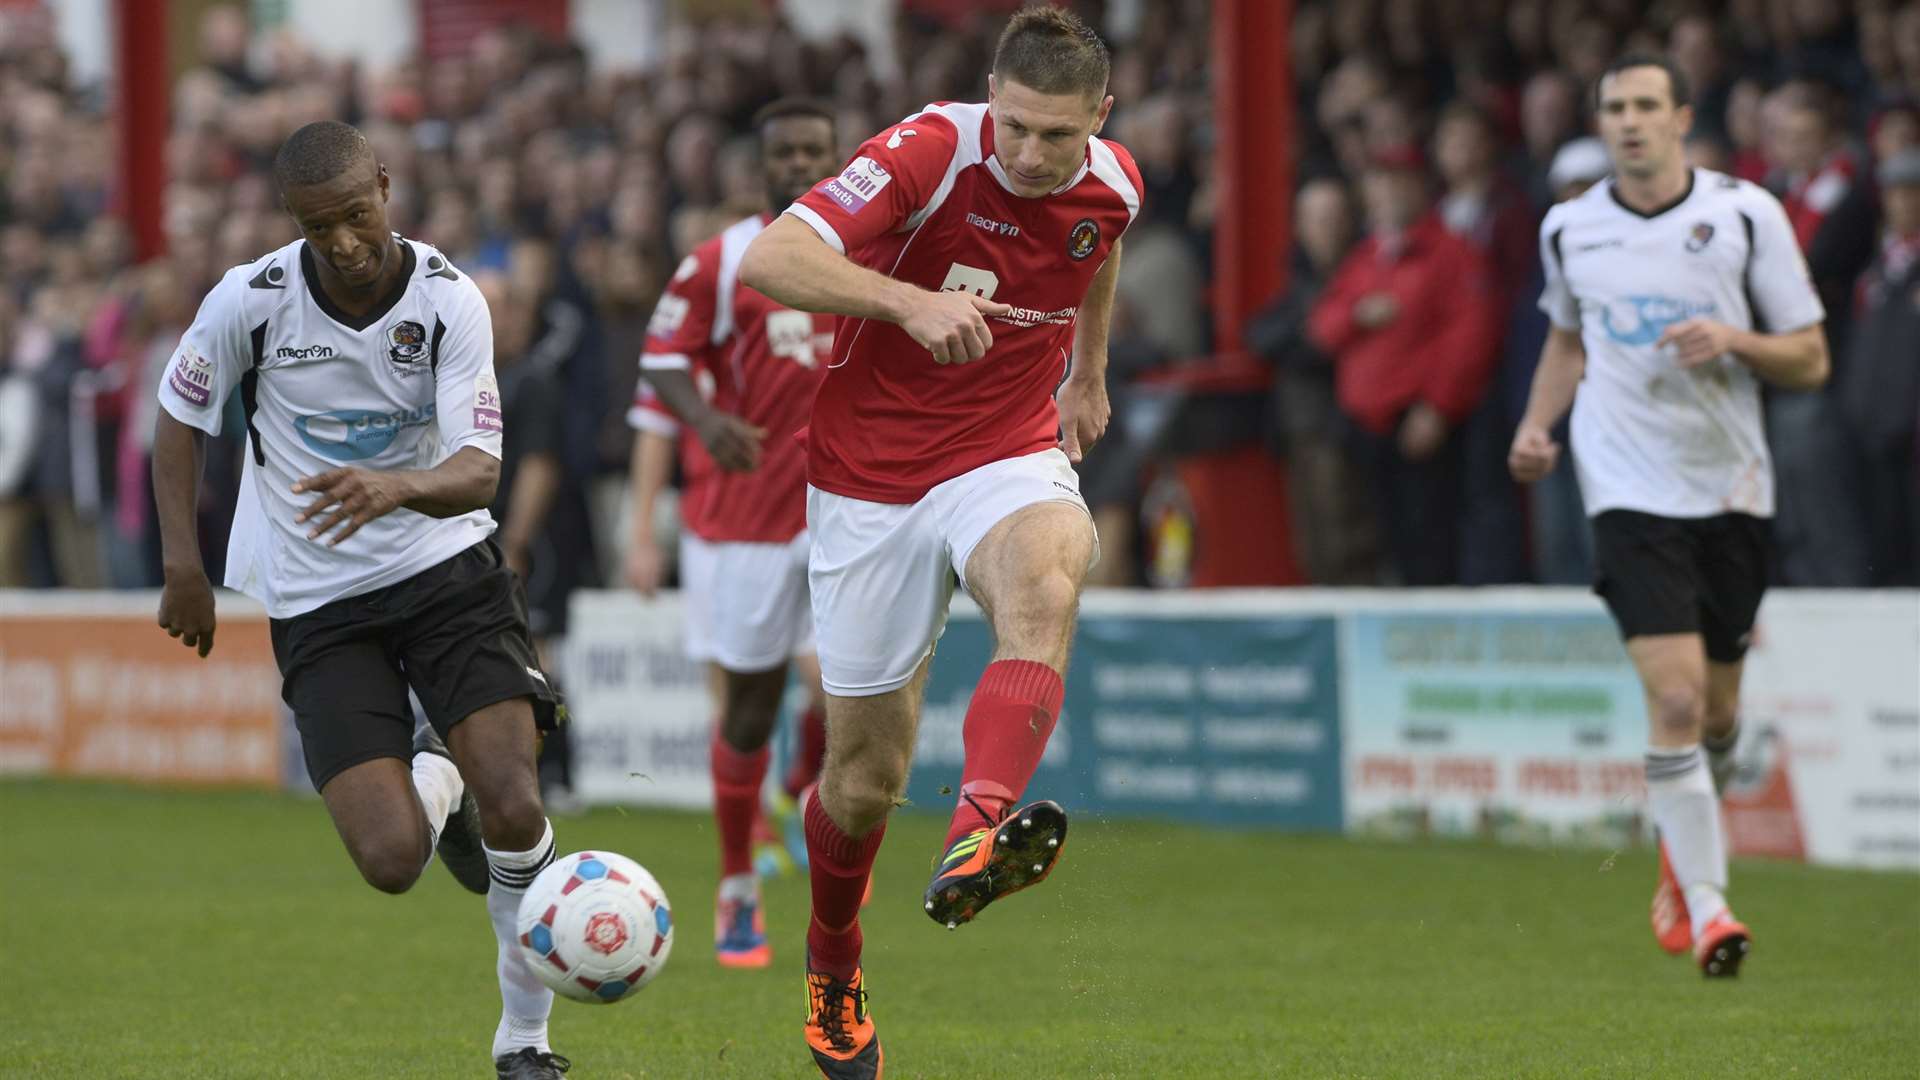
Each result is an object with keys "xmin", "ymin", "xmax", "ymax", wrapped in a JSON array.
[
  {"xmin": 1508, "ymin": 56, "xmax": 1829, "ymax": 978},
  {"xmin": 151, "ymin": 122, "xmax": 573, "ymax": 1078}
]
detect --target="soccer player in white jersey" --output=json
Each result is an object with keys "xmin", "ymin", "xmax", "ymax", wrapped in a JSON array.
[
  {"xmin": 152, "ymin": 122, "xmax": 574, "ymax": 1078},
  {"xmin": 1509, "ymin": 56, "xmax": 1829, "ymax": 978}
]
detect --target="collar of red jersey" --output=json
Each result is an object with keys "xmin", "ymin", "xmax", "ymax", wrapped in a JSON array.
[{"xmin": 985, "ymin": 152, "xmax": 1092, "ymax": 198}]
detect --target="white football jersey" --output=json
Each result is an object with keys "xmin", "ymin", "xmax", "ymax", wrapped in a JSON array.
[
  {"xmin": 1538, "ymin": 168, "xmax": 1825, "ymax": 519},
  {"xmin": 157, "ymin": 236, "xmax": 502, "ymax": 617}
]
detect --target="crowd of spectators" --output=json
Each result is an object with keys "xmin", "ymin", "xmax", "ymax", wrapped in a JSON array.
[
  {"xmin": 1, "ymin": 0, "xmax": 1915, "ymax": 593},
  {"xmin": 0, "ymin": 0, "xmax": 1213, "ymax": 592}
]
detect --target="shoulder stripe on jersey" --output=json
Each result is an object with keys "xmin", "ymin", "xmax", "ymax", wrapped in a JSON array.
[
  {"xmin": 1548, "ymin": 226, "xmax": 1565, "ymax": 275},
  {"xmin": 902, "ymin": 102, "xmax": 984, "ymax": 232},
  {"xmin": 1086, "ymin": 137, "xmax": 1140, "ymax": 223},
  {"xmin": 242, "ymin": 322, "xmax": 269, "ymax": 466},
  {"xmin": 429, "ymin": 317, "xmax": 447, "ymax": 375},
  {"xmin": 714, "ymin": 216, "xmax": 767, "ymax": 345}
]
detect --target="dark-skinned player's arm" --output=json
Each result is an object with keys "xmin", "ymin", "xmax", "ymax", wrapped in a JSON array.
[
  {"xmin": 153, "ymin": 410, "xmax": 217, "ymax": 656},
  {"xmin": 152, "ymin": 264, "xmax": 258, "ymax": 657},
  {"xmin": 295, "ymin": 281, "xmax": 502, "ymax": 545},
  {"xmin": 1057, "ymin": 238, "xmax": 1122, "ymax": 464},
  {"xmin": 642, "ymin": 363, "xmax": 763, "ymax": 473},
  {"xmin": 641, "ymin": 245, "xmax": 762, "ymax": 471}
]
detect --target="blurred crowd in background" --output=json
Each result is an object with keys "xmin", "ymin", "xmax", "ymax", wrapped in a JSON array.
[{"xmin": 0, "ymin": 0, "xmax": 1915, "ymax": 597}]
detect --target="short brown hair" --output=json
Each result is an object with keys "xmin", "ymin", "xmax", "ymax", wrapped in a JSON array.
[{"xmin": 992, "ymin": 6, "xmax": 1110, "ymax": 100}]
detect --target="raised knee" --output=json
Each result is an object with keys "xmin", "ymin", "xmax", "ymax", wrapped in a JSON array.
[
  {"xmin": 829, "ymin": 760, "xmax": 907, "ymax": 827},
  {"xmin": 473, "ymin": 783, "xmax": 547, "ymax": 852},
  {"xmin": 1028, "ymin": 570, "xmax": 1081, "ymax": 618},
  {"xmin": 355, "ymin": 843, "xmax": 425, "ymax": 895},
  {"xmin": 1650, "ymin": 682, "xmax": 1706, "ymax": 737}
]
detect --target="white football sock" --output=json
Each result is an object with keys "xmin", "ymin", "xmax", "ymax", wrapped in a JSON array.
[
  {"xmin": 411, "ymin": 752, "xmax": 464, "ymax": 839},
  {"xmin": 1646, "ymin": 746, "xmax": 1729, "ymax": 936},
  {"xmin": 718, "ymin": 872, "xmax": 757, "ymax": 904},
  {"xmin": 485, "ymin": 819, "xmax": 557, "ymax": 1059}
]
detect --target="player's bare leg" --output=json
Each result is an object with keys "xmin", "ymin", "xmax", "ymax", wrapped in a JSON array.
[
  {"xmin": 712, "ymin": 661, "xmax": 789, "ymax": 968},
  {"xmin": 1629, "ymin": 635, "xmax": 1748, "ymax": 976},
  {"xmin": 1703, "ymin": 659, "xmax": 1745, "ymax": 792},
  {"xmin": 923, "ymin": 501, "xmax": 1093, "ymax": 927},
  {"xmin": 803, "ymin": 658, "xmax": 929, "ymax": 1078},
  {"xmin": 448, "ymin": 698, "xmax": 570, "ymax": 1077},
  {"xmin": 319, "ymin": 758, "xmax": 440, "ymax": 895}
]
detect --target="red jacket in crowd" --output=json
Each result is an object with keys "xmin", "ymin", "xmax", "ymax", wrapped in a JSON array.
[
  {"xmin": 1308, "ymin": 213, "xmax": 1503, "ymax": 437},
  {"xmin": 1783, "ymin": 150, "xmax": 1857, "ymax": 252}
]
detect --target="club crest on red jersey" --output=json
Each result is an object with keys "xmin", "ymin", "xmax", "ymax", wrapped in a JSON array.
[{"xmin": 1068, "ymin": 218, "xmax": 1100, "ymax": 260}]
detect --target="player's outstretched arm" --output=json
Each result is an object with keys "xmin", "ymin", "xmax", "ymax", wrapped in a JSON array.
[
  {"xmin": 1509, "ymin": 326, "xmax": 1586, "ymax": 484},
  {"xmin": 739, "ymin": 216, "xmax": 1011, "ymax": 365},
  {"xmin": 292, "ymin": 446, "xmax": 499, "ymax": 546},
  {"xmin": 152, "ymin": 411, "xmax": 216, "ymax": 657}
]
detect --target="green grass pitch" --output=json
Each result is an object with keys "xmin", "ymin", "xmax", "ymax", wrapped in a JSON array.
[{"xmin": 1, "ymin": 780, "xmax": 1915, "ymax": 1078}]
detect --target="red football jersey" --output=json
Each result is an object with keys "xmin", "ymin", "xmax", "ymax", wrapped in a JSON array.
[
  {"xmin": 787, "ymin": 101, "xmax": 1142, "ymax": 503},
  {"xmin": 633, "ymin": 213, "xmax": 834, "ymax": 543}
]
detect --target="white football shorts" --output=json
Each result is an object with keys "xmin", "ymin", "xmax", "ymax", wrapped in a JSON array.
[
  {"xmin": 678, "ymin": 531, "xmax": 813, "ymax": 671},
  {"xmin": 808, "ymin": 447, "xmax": 1093, "ymax": 697}
]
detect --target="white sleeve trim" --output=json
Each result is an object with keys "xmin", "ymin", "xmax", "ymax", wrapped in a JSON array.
[
  {"xmin": 627, "ymin": 405, "xmax": 681, "ymax": 435},
  {"xmin": 784, "ymin": 204, "xmax": 846, "ymax": 256},
  {"xmin": 1087, "ymin": 137, "xmax": 1141, "ymax": 224},
  {"xmin": 158, "ymin": 386, "xmax": 225, "ymax": 436},
  {"xmin": 441, "ymin": 432, "xmax": 504, "ymax": 460},
  {"xmin": 639, "ymin": 352, "xmax": 692, "ymax": 371}
]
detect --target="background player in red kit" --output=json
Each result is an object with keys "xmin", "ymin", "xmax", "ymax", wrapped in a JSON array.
[
  {"xmin": 739, "ymin": 9, "xmax": 1141, "ymax": 1076},
  {"xmin": 626, "ymin": 99, "xmax": 840, "ymax": 969}
]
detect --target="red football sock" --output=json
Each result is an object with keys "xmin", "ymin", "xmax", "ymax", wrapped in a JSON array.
[
  {"xmin": 804, "ymin": 789, "xmax": 885, "ymax": 980},
  {"xmin": 783, "ymin": 703, "xmax": 829, "ymax": 799},
  {"xmin": 710, "ymin": 729, "xmax": 769, "ymax": 878},
  {"xmin": 944, "ymin": 660, "xmax": 1064, "ymax": 848}
]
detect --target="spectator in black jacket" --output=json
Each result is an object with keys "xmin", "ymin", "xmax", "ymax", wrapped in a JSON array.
[
  {"xmin": 1837, "ymin": 149, "xmax": 1920, "ymax": 585},
  {"xmin": 1247, "ymin": 177, "xmax": 1379, "ymax": 585}
]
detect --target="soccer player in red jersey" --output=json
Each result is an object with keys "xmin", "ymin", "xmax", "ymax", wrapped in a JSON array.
[
  {"xmin": 738, "ymin": 10, "xmax": 1141, "ymax": 1076},
  {"xmin": 624, "ymin": 99, "xmax": 840, "ymax": 969}
]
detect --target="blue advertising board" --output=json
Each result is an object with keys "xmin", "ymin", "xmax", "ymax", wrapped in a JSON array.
[{"xmin": 901, "ymin": 610, "xmax": 1343, "ymax": 829}]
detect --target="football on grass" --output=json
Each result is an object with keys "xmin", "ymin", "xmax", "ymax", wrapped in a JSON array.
[{"xmin": 515, "ymin": 851, "xmax": 674, "ymax": 1004}]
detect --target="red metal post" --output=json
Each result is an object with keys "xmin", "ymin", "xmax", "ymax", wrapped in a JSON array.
[
  {"xmin": 113, "ymin": 0, "xmax": 169, "ymax": 261},
  {"xmin": 1210, "ymin": 0, "xmax": 1292, "ymax": 353}
]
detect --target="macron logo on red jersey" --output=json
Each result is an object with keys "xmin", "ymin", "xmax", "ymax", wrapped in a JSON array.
[{"xmin": 823, "ymin": 157, "xmax": 892, "ymax": 214}]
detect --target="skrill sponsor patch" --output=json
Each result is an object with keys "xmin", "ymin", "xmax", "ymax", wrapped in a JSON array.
[
  {"xmin": 474, "ymin": 373, "xmax": 503, "ymax": 432},
  {"xmin": 821, "ymin": 156, "xmax": 892, "ymax": 214},
  {"xmin": 167, "ymin": 349, "xmax": 214, "ymax": 406}
]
